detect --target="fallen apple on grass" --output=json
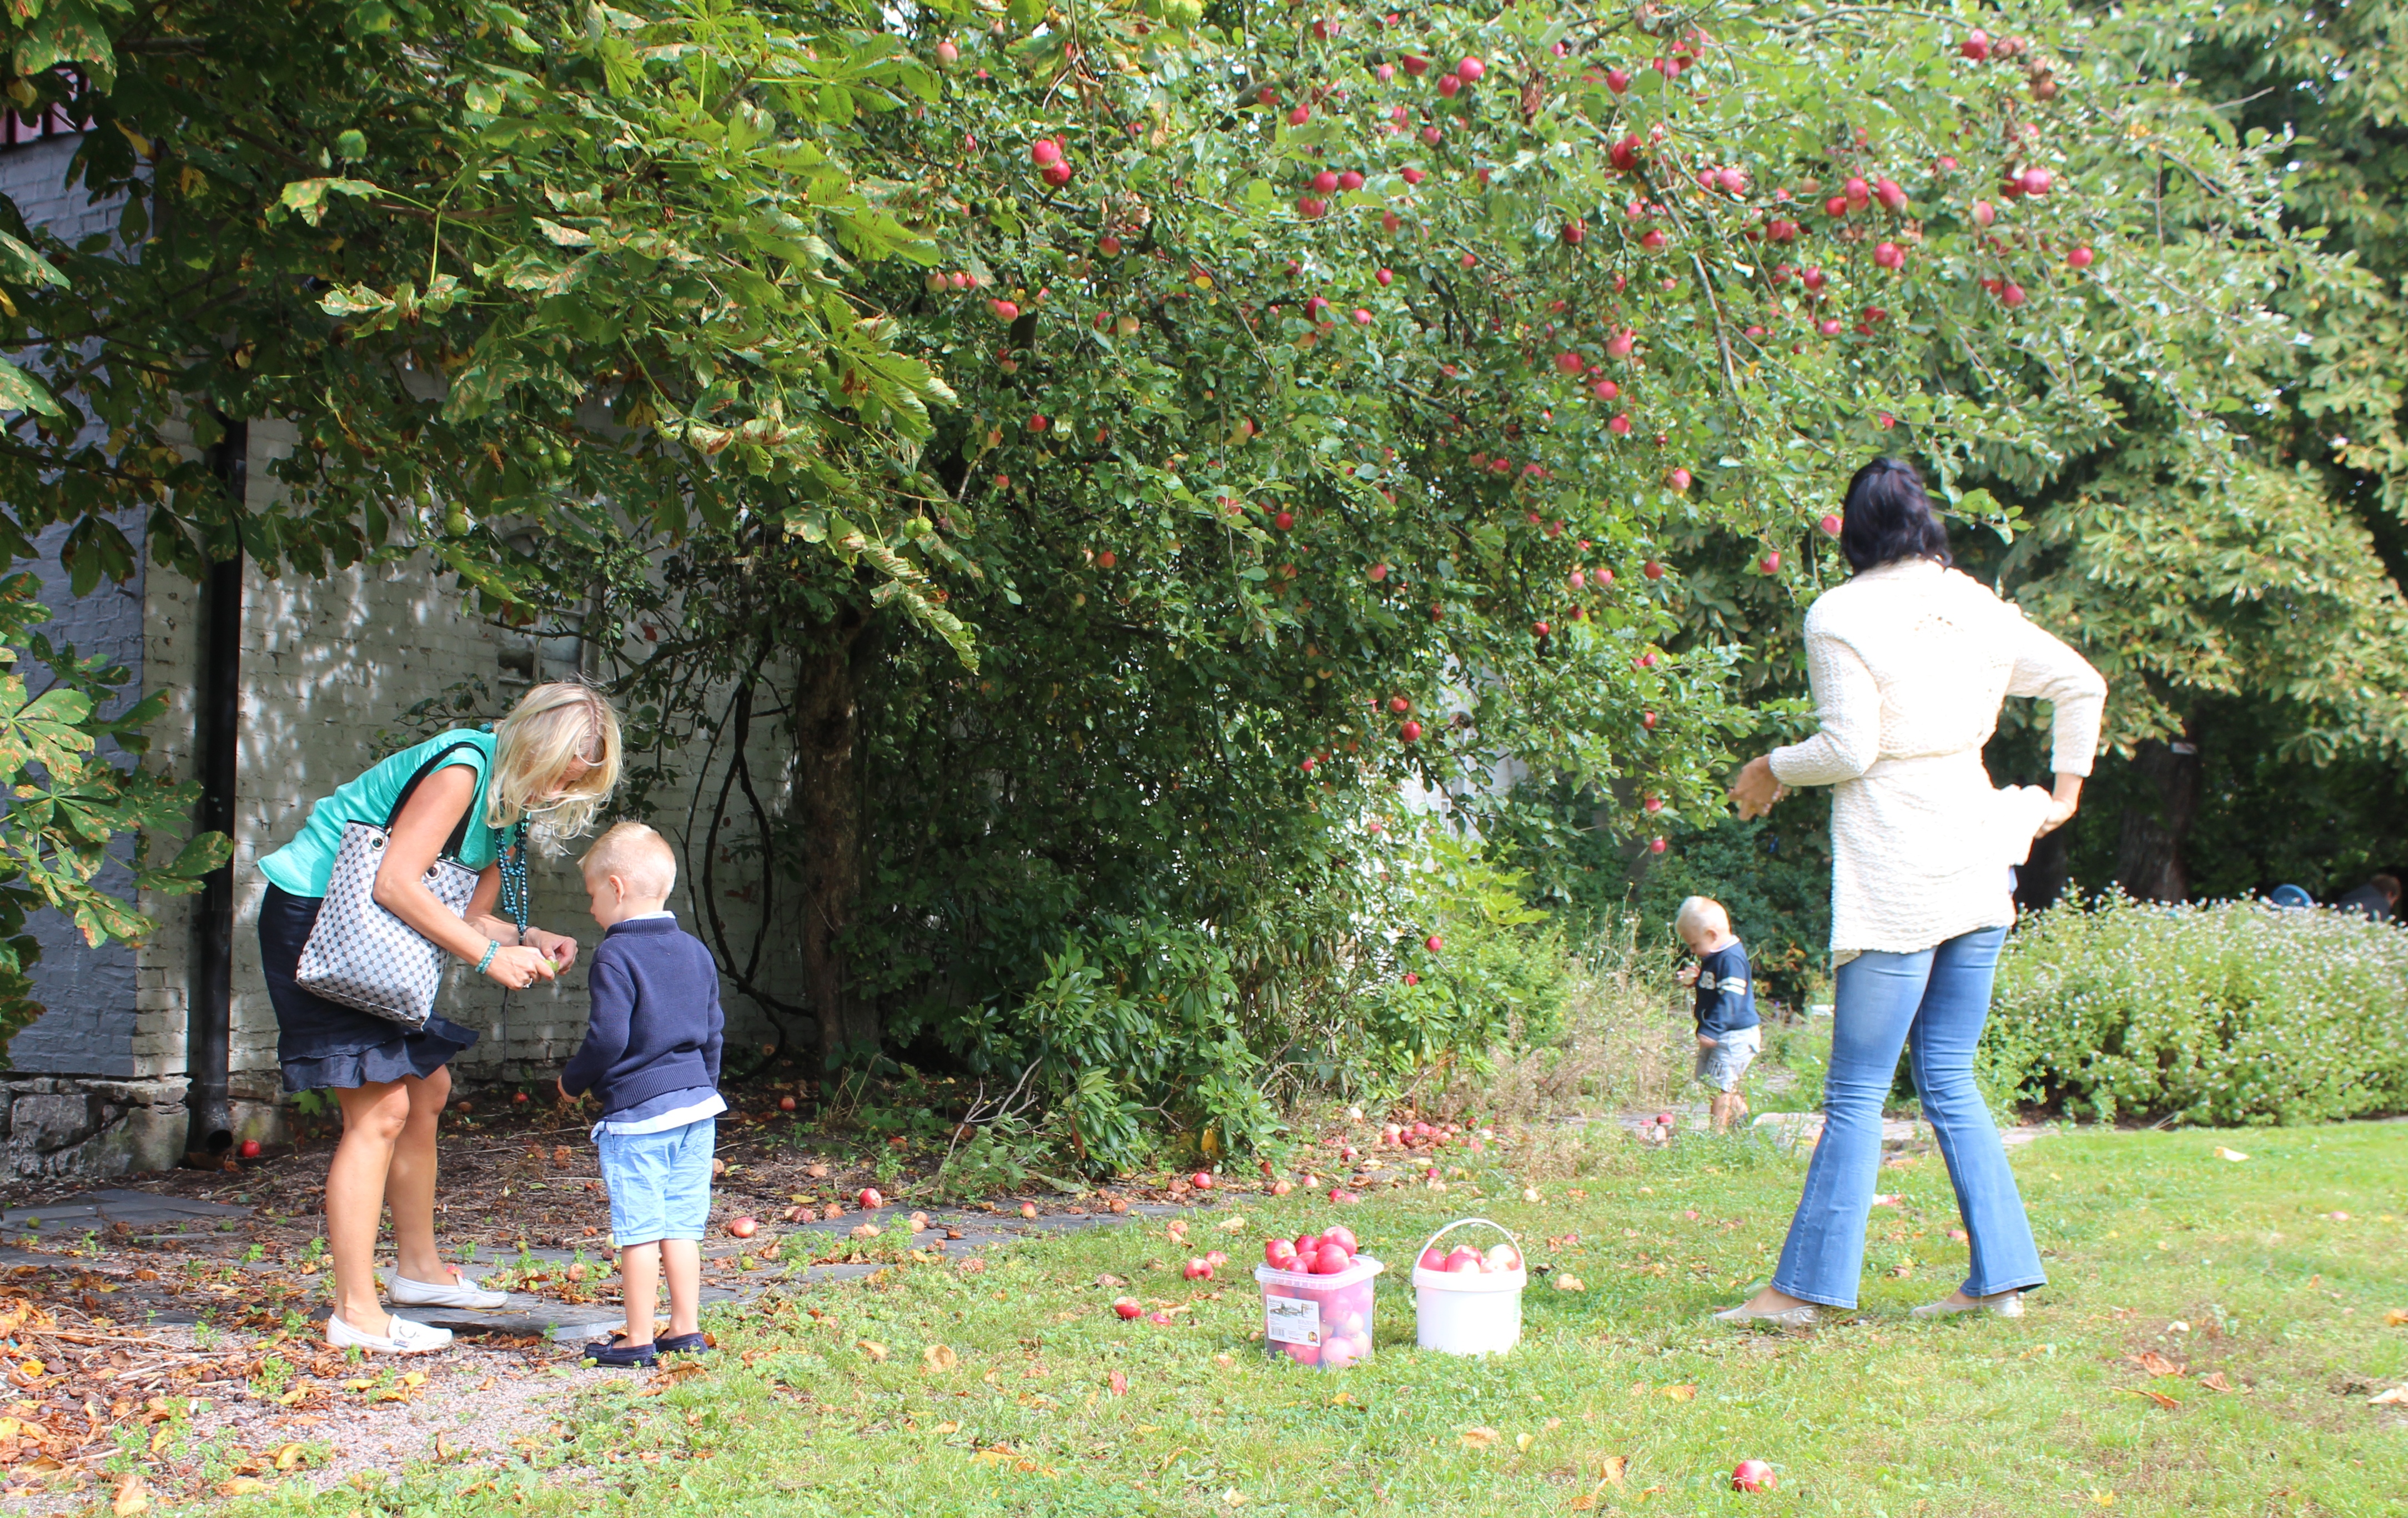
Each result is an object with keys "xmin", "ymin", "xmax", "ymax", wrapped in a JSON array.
[
  {"xmin": 1113, "ymin": 1297, "xmax": 1143, "ymax": 1320},
  {"xmin": 1184, "ymin": 1258, "xmax": 1214, "ymax": 1281},
  {"xmin": 1731, "ymin": 1459, "xmax": 1777, "ymax": 1492}
]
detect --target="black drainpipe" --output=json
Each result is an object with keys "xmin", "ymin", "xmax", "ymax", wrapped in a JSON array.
[{"xmin": 182, "ymin": 421, "xmax": 245, "ymax": 1168}]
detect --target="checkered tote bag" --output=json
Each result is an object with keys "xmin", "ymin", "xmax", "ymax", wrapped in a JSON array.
[{"xmin": 294, "ymin": 740, "xmax": 487, "ymax": 1029}]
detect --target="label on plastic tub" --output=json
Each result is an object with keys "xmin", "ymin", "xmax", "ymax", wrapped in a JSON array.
[{"xmin": 1264, "ymin": 1294, "xmax": 1322, "ymax": 1346}]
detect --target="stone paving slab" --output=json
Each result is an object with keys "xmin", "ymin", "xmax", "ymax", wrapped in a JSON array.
[{"xmin": 1, "ymin": 1188, "xmax": 254, "ymax": 1229}]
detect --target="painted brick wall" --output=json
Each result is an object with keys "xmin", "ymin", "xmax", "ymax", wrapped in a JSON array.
[{"xmin": 2, "ymin": 132, "xmax": 144, "ymax": 1077}]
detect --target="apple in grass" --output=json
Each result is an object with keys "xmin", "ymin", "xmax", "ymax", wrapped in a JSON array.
[
  {"xmin": 1183, "ymin": 1258, "xmax": 1214, "ymax": 1281},
  {"xmin": 1731, "ymin": 1460, "xmax": 1777, "ymax": 1493},
  {"xmin": 1113, "ymin": 1297, "xmax": 1143, "ymax": 1320}
]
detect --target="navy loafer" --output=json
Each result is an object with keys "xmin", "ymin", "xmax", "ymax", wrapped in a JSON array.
[
  {"xmin": 581, "ymin": 1335, "xmax": 659, "ymax": 1368},
  {"xmin": 657, "ymin": 1332, "xmax": 709, "ymax": 1355}
]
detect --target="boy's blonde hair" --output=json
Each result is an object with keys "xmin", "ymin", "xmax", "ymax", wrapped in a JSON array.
[
  {"xmin": 581, "ymin": 821, "xmax": 677, "ymax": 900},
  {"xmin": 490, "ymin": 682, "xmax": 622, "ymax": 845},
  {"xmin": 1673, "ymin": 896, "xmax": 1730, "ymax": 940}
]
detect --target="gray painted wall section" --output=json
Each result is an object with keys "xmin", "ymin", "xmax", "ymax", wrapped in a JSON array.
[{"xmin": 1, "ymin": 132, "xmax": 144, "ymax": 1077}]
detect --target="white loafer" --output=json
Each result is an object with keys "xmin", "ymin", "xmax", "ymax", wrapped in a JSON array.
[
  {"xmin": 1911, "ymin": 1290, "xmax": 2024, "ymax": 1319},
  {"xmin": 388, "ymin": 1268, "xmax": 510, "ymax": 1310},
  {"xmin": 328, "ymin": 1311, "xmax": 453, "ymax": 1354},
  {"xmin": 1713, "ymin": 1301, "xmax": 1818, "ymax": 1329}
]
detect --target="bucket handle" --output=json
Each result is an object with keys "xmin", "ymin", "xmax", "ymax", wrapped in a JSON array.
[{"xmin": 1413, "ymin": 1215, "xmax": 1524, "ymax": 1269}]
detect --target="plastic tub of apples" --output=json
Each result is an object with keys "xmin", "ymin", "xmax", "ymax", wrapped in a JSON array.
[
  {"xmin": 1255, "ymin": 1224, "xmax": 1384, "ymax": 1369},
  {"xmin": 1411, "ymin": 1218, "xmax": 1526, "ymax": 1356}
]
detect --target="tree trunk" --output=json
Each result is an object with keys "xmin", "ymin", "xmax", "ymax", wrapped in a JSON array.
[
  {"xmin": 2115, "ymin": 725, "xmax": 2202, "ymax": 902},
  {"xmin": 794, "ymin": 613, "xmax": 880, "ymax": 1068}
]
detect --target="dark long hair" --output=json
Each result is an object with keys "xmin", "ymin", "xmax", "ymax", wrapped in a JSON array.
[{"xmin": 1840, "ymin": 457, "xmax": 1952, "ymax": 572}]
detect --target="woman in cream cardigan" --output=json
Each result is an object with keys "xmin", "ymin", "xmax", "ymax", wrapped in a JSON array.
[{"xmin": 1717, "ymin": 458, "xmax": 2106, "ymax": 1326}]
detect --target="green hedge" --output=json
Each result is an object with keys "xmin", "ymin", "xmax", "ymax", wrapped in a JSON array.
[{"xmin": 1980, "ymin": 893, "xmax": 2408, "ymax": 1126}]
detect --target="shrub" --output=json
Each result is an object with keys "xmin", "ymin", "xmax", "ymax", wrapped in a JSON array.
[{"xmin": 1982, "ymin": 892, "xmax": 2408, "ymax": 1126}]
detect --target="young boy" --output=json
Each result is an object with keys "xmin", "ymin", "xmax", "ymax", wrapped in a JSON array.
[
  {"xmin": 557, "ymin": 822, "xmax": 725, "ymax": 1367},
  {"xmin": 1674, "ymin": 896, "xmax": 1761, "ymax": 1133}
]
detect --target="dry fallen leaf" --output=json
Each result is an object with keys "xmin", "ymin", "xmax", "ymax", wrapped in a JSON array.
[
  {"xmin": 273, "ymin": 1444, "xmax": 306, "ymax": 1471},
  {"xmin": 2200, "ymin": 1371, "xmax": 2234, "ymax": 1393},
  {"xmin": 859, "ymin": 1340, "xmax": 889, "ymax": 1363},
  {"xmin": 1108, "ymin": 1370, "xmax": 1129, "ymax": 1395},
  {"xmin": 2121, "ymin": 1386, "xmax": 2180, "ymax": 1410},
  {"xmin": 1516, "ymin": 1432, "xmax": 1537, "ymax": 1452},
  {"xmin": 1661, "ymin": 1385, "xmax": 1697, "ymax": 1403},
  {"xmin": 2369, "ymin": 1386, "xmax": 2408, "ymax": 1407},
  {"xmin": 113, "ymin": 1474, "xmax": 149, "ymax": 1517},
  {"xmin": 2385, "ymin": 1309, "xmax": 2408, "ymax": 1328},
  {"xmin": 433, "ymin": 1431, "xmax": 457, "ymax": 1461},
  {"xmin": 922, "ymin": 1344, "xmax": 958, "ymax": 1373},
  {"xmin": 2214, "ymin": 1146, "xmax": 2249, "ymax": 1163},
  {"xmin": 933, "ymin": 1421, "xmax": 959, "ymax": 1435},
  {"xmin": 1569, "ymin": 1498, "xmax": 1597, "ymax": 1512},
  {"xmin": 1552, "ymin": 1273, "xmax": 1586, "ymax": 1293},
  {"xmin": 1460, "ymin": 1426, "xmax": 1501, "ymax": 1449},
  {"xmin": 217, "ymin": 1479, "xmax": 268, "ymax": 1496},
  {"xmin": 2128, "ymin": 1351, "xmax": 2185, "ymax": 1378},
  {"xmin": 1599, "ymin": 1454, "xmax": 1629, "ymax": 1485}
]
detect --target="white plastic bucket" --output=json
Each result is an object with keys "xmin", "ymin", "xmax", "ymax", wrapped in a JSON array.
[
  {"xmin": 1254, "ymin": 1255, "xmax": 1384, "ymax": 1369},
  {"xmin": 1411, "ymin": 1217, "xmax": 1526, "ymax": 1356}
]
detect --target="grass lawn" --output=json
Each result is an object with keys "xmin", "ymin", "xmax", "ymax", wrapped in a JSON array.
[{"xmin": 229, "ymin": 1121, "xmax": 2404, "ymax": 1517}]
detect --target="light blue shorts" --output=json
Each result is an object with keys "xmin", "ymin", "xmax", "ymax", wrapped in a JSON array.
[
  {"xmin": 596, "ymin": 1117, "xmax": 716, "ymax": 1248},
  {"xmin": 1694, "ymin": 1026, "xmax": 1762, "ymax": 1093}
]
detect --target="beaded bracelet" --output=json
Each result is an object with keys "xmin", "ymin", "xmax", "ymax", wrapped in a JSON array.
[{"xmin": 475, "ymin": 940, "xmax": 499, "ymax": 976}]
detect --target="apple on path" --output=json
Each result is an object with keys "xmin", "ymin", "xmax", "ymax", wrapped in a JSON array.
[
  {"xmin": 858, "ymin": 1187, "xmax": 884, "ymax": 1209},
  {"xmin": 779, "ymin": 1095, "xmax": 797, "ymax": 1112},
  {"xmin": 728, "ymin": 1216, "xmax": 758, "ymax": 1239},
  {"xmin": 238, "ymin": 1139, "xmax": 263, "ymax": 1159},
  {"xmin": 1192, "ymin": 1171, "xmax": 1215, "ymax": 1190}
]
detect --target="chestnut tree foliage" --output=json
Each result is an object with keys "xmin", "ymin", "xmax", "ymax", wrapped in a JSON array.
[{"xmin": 0, "ymin": 0, "xmax": 2351, "ymax": 1145}]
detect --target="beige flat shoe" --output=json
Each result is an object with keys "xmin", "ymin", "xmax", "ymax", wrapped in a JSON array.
[
  {"xmin": 1713, "ymin": 1300, "xmax": 1818, "ymax": 1329},
  {"xmin": 1911, "ymin": 1290, "xmax": 2024, "ymax": 1320}
]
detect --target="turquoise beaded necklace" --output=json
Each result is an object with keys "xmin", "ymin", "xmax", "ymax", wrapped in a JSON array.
[{"xmin": 497, "ymin": 820, "xmax": 531, "ymax": 934}]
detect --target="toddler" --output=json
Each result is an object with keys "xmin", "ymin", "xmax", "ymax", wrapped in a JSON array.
[
  {"xmin": 1674, "ymin": 896, "xmax": 1761, "ymax": 1133},
  {"xmin": 557, "ymin": 822, "xmax": 725, "ymax": 1366}
]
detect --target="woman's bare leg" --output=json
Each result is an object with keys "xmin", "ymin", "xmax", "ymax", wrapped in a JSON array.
[
  {"xmin": 384, "ymin": 1066, "xmax": 451, "ymax": 1284},
  {"xmin": 328, "ymin": 1081, "xmax": 414, "ymax": 1337}
]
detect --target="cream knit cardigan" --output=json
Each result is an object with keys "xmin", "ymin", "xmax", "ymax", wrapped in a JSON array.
[{"xmin": 1769, "ymin": 557, "xmax": 2107, "ymax": 962}]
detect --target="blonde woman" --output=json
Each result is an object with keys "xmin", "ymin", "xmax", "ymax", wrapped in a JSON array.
[{"xmin": 256, "ymin": 682, "xmax": 622, "ymax": 1353}]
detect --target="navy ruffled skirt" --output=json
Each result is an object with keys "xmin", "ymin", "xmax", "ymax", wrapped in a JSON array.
[{"xmin": 260, "ymin": 884, "xmax": 479, "ymax": 1092}]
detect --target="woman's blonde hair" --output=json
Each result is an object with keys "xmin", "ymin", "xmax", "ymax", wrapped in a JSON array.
[{"xmin": 489, "ymin": 682, "xmax": 621, "ymax": 848}]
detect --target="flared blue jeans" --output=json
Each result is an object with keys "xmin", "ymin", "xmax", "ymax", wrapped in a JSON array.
[{"xmin": 1769, "ymin": 926, "xmax": 2045, "ymax": 1309}]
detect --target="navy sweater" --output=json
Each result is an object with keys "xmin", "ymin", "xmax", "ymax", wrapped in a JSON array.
[
  {"xmin": 560, "ymin": 917, "xmax": 724, "ymax": 1115},
  {"xmin": 1691, "ymin": 942, "xmax": 1760, "ymax": 1041}
]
